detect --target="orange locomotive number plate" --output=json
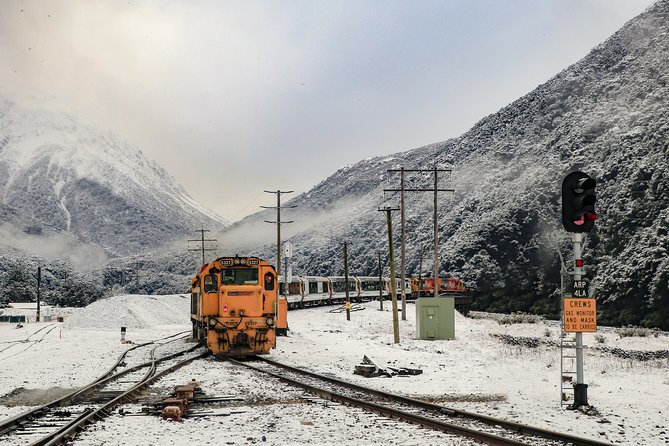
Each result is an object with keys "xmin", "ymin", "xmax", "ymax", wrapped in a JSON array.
[{"xmin": 563, "ymin": 297, "xmax": 597, "ymax": 332}]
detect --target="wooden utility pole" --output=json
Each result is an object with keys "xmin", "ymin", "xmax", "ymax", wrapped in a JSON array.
[
  {"xmin": 378, "ymin": 251, "xmax": 383, "ymax": 311},
  {"xmin": 385, "ymin": 166, "xmax": 453, "ymax": 300},
  {"xmin": 344, "ymin": 241, "xmax": 351, "ymax": 321},
  {"xmin": 379, "ymin": 206, "xmax": 400, "ymax": 344},
  {"xmin": 400, "ymin": 168, "xmax": 407, "ymax": 319},
  {"xmin": 261, "ymin": 190, "xmax": 296, "ymax": 275},
  {"xmin": 36, "ymin": 267, "xmax": 41, "ymax": 322},
  {"xmin": 188, "ymin": 228, "xmax": 217, "ymax": 266},
  {"xmin": 418, "ymin": 243, "xmax": 424, "ymax": 297}
]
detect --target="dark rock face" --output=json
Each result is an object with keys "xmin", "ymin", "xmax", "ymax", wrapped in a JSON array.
[{"xmin": 234, "ymin": 1, "xmax": 669, "ymax": 329}]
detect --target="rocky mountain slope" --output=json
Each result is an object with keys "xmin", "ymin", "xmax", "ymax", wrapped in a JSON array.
[
  {"xmin": 227, "ymin": 0, "xmax": 669, "ymax": 329},
  {"xmin": 0, "ymin": 92, "xmax": 227, "ymax": 259}
]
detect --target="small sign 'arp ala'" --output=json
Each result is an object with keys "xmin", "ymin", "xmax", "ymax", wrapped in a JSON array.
[
  {"xmin": 563, "ymin": 297, "xmax": 597, "ymax": 332},
  {"xmin": 571, "ymin": 279, "xmax": 589, "ymax": 298}
]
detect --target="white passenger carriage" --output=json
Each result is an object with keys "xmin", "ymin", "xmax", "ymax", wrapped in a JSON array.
[
  {"xmin": 329, "ymin": 276, "xmax": 360, "ymax": 302},
  {"xmin": 302, "ymin": 276, "xmax": 331, "ymax": 306},
  {"xmin": 384, "ymin": 278, "xmax": 412, "ymax": 298},
  {"xmin": 356, "ymin": 276, "xmax": 387, "ymax": 300},
  {"xmin": 278, "ymin": 276, "xmax": 305, "ymax": 309}
]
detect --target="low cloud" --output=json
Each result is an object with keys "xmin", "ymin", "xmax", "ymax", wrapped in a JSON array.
[{"xmin": 0, "ymin": 224, "xmax": 109, "ymax": 271}]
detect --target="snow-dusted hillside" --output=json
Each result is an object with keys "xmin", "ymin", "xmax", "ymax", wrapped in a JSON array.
[
  {"xmin": 0, "ymin": 92, "xmax": 227, "ymax": 257},
  {"xmin": 227, "ymin": 0, "xmax": 669, "ymax": 329}
]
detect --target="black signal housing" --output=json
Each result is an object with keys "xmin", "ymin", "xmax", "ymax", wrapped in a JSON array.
[{"xmin": 562, "ymin": 171, "xmax": 597, "ymax": 233}]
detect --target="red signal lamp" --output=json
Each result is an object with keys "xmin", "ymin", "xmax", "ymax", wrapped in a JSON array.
[
  {"xmin": 572, "ymin": 212, "xmax": 598, "ymax": 226},
  {"xmin": 575, "ymin": 259, "xmax": 584, "ymax": 268},
  {"xmin": 573, "ymin": 215, "xmax": 586, "ymax": 226}
]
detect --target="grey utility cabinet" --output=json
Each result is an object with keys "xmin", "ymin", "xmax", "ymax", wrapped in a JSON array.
[{"xmin": 416, "ymin": 297, "xmax": 455, "ymax": 340}]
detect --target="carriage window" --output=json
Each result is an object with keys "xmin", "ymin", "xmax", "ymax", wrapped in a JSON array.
[
  {"xmin": 332, "ymin": 280, "xmax": 356, "ymax": 293},
  {"xmin": 309, "ymin": 282, "xmax": 318, "ymax": 293},
  {"xmin": 204, "ymin": 274, "xmax": 218, "ymax": 293},
  {"xmin": 361, "ymin": 281, "xmax": 382, "ymax": 291},
  {"xmin": 220, "ymin": 268, "xmax": 259, "ymax": 285}
]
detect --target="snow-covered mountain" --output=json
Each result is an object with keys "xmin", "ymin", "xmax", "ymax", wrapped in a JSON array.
[
  {"xmin": 227, "ymin": 0, "xmax": 669, "ymax": 329},
  {"xmin": 0, "ymin": 92, "xmax": 228, "ymax": 258}
]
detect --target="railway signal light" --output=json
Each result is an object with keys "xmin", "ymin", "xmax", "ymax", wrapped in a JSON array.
[
  {"xmin": 264, "ymin": 272, "xmax": 275, "ymax": 290},
  {"xmin": 562, "ymin": 172, "xmax": 597, "ymax": 233}
]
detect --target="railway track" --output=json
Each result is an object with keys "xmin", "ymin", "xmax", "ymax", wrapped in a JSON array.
[
  {"xmin": 230, "ymin": 357, "xmax": 615, "ymax": 446},
  {"xmin": 0, "ymin": 324, "xmax": 60, "ymax": 360},
  {"xmin": 0, "ymin": 331, "xmax": 208, "ymax": 446}
]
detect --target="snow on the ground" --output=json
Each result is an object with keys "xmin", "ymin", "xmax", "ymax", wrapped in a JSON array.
[
  {"xmin": 0, "ymin": 295, "xmax": 667, "ymax": 445},
  {"xmin": 63, "ymin": 294, "xmax": 191, "ymax": 329}
]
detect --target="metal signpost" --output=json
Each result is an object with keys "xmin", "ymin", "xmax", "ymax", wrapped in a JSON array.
[
  {"xmin": 283, "ymin": 241, "xmax": 293, "ymax": 301},
  {"xmin": 561, "ymin": 171, "xmax": 597, "ymax": 408}
]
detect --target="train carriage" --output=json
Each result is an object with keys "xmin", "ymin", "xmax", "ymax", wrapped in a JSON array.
[
  {"xmin": 302, "ymin": 276, "xmax": 332, "ymax": 306},
  {"xmin": 329, "ymin": 276, "xmax": 359, "ymax": 303},
  {"xmin": 356, "ymin": 276, "xmax": 387, "ymax": 300},
  {"xmin": 383, "ymin": 277, "xmax": 412, "ymax": 299},
  {"xmin": 190, "ymin": 256, "xmax": 281, "ymax": 356},
  {"xmin": 278, "ymin": 276, "xmax": 306, "ymax": 309}
]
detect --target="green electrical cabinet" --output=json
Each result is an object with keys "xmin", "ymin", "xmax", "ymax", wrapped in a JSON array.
[{"xmin": 416, "ymin": 297, "xmax": 455, "ymax": 340}]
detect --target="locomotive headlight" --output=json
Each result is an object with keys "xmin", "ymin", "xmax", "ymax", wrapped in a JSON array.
[
  {"xmin": 266, "ymin": 317, "xmax": 275, "ymax": 327},
  {"xmin": 234, "ymin": 258, "xmax": 241, "ymax": 265},
  {"xmin": 209, "ymin": 319, "xmax": 217, "ymax": 327}
]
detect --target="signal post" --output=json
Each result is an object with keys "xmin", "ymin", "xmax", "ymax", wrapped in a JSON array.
[{"xmin": 561, "ymin": 171, "xmax": 597, "ymax": 408}]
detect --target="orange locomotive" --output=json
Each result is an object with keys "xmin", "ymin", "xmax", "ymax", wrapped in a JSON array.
[
  {"xmin": 190, "ymin": 256, "xmax": 286, "ymax": 356},
  {"xmin": 410, "ymin": 277, "xmax": 466, "ymax": 297}
]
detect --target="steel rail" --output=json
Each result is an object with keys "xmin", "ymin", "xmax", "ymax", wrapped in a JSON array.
[
  {"xmin": 254, "ymin": 358, "xmax": 614, "ymax": 446},
  {"xmin": 0, "ymin": 331, "xmax": 189, "ymax": 437},
  {"xmin": 32, "ymin": 349, "xmax": 209, "ymax": 446},
  {"xmin": 230, "ymin": 358, "xmax": 530, "ymax": 446}
]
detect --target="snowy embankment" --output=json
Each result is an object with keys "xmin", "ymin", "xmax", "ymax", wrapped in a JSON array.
[
  {"xmin": 0, "ymin": 295, "xmax": 667, "ymax": 445},
  {"xmin": 63, "ymin": 294, "xmax": 190, "ymax": 329}
]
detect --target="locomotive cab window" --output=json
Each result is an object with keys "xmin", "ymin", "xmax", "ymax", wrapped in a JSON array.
[
  {"xmin": 204, "ymin": 274, "xmax": 218, "ymax": 293},
  {"xmin": 220, "ymin": 268, "xmax": 258, "ymax": 285}
]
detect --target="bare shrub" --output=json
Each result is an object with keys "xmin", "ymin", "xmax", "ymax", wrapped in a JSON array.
[
  {"xmin": 498, "ymin": 312, "xmax": 543, "ymax": 325},
  {"xmin": 618, "ymin": 325, "xmax": 652, "ymax": 338}
]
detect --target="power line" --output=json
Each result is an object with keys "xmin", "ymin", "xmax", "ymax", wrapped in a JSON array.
[
  {"xmin": 385, "ymin": 166, "xmax": 454, "ymax": 309},
  {"xmin": 188, "ymin": 228, "xmax": 217, "ymax": 266},
  {"xmin": 261, "ymin": 190, "xmax": 296, "ymax": 275}
]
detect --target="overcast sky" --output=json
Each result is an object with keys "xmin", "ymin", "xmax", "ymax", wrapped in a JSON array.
[{"xmin": 0, "ymin": 0, "xmax": 655, "ymax": 221}]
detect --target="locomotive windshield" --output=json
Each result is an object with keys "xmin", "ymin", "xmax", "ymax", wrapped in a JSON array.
[{"xmin": 220, "ymin": 268, "xmax": 259, "ymax": 285}]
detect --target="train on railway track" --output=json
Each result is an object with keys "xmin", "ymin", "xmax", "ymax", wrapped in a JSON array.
[
  {"xmin": 190, "ymin": 255, "xmax": 473, "ymax": 356},
  {"xmin": 278, "ymin": 275, "xmax": 472, "ymax": 314},
  {"xmin": 190, "ymin": 256, "xmax": 287, "ymax": 356}
]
